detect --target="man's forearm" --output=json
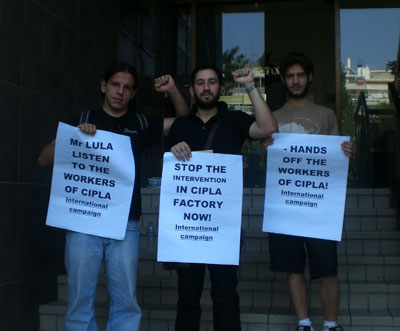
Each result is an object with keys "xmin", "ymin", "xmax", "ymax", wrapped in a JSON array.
[
  {"xmin": 247, "ymin": 86, "xmax": 277, "ymax": 138},
  {"xmin": 38, "ymin": 139, "xmax": 56, "ymax": 166},
  {"xmin": 168, "ymin": 87, "xmax": 189, "ymax": 117}
]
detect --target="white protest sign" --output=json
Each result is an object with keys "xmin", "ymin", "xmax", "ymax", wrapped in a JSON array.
[
  {"xmin": 46, "ymin": 122, "xmax": 135, "ymax": 240},
  {"xmin": 157, "ymin": 152, "xmax": 243, "ymax": 265},
  {"xmin": 262, "ymin": 133, "xmax": 349, "ymax": 241}
]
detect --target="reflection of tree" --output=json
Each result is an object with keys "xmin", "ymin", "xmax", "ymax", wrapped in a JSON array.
[
  {"xmin": 242, "ymin": 139, "xmax": 266, "ymax": 188},
  {"xmin": 222, "ymin": 46, "xmax": 249, "ymax": 94},
  {"xmin": 341, "ymin": 64, "xmax": 355, "ymax": 138},
  {"xmin": 376, "ymin": 102, "xmax": 392, "ymax": 110},
  {"xmin": 257, "ymin": 51, "xmax": 280, "ymax": 76},
  {"xmin": 386, "ymin": 60, "xmax": 399, "ymax": 76},
  {"xmin": 386, "ymin": 59, "xmax": 399, "ymax": 91},
  {"xmin": 221, "ymin": 46, "xmax": 266, "ymax": 187},
  {"xmin": 341, "ymin": 64, "xmax": 357, "ymax": 185}
]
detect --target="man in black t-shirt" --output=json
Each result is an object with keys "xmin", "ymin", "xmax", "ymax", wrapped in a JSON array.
[
  {"xmin": 38, "ymin": 62, "xmax": 188, "ymax": 331},
  {"xmin": 167, "ymin": 64, "xmax": 277, "ymax": 331}
]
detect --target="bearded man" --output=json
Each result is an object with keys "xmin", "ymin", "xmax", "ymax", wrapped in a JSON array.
[
  {"xmin": 265, "ymin": 53, "xmax": 355, "ymax": 331},
  {"xmin": 167, "ymin": 64, "xmax": 277, "ymax": 331}
]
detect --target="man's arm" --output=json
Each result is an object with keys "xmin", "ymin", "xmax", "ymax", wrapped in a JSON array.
[
  {"xmin": 37, "ymin": 123, "xmax": 97, "ymax": 166},
  {"xmin": 37, "ymin": 139, "xmax": 56, "ymax": 167},
  {"xmin": 233, "ymin": 69, "xmax": 277, "ymax": 139},
  {"xmin": 154, "ymin": 74, "xmax": 190, "ymax": 136},
  {"xmin": 261, "ymin": 135, "xmax": 274, "ymax": 150},
  {"xmin": 329, "ymin": 111, "xmax": 356, "ymax": 157}
]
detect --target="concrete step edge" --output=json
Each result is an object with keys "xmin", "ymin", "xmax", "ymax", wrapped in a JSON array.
[
  {"xmin": 56, "ymin": 274, "xmax": 400, "ymax": 293},
  {"xmin": 141, "ymin": 187, "xmax": 393, "ymax": 196},
  {"xmin": 39, "ymin": 301, "xmax": 396, "ymax": 327},
  {"xmin": 140, "ymin": 206, "xmax": 397, "ymax": 216},
  {"xmin": 242, "ymin": 229, "xmax": 400, "ymax": 239}
]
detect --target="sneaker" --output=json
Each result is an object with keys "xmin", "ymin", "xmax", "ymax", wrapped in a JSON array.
[
  {"xmin": 323, "ymin": 327, "xmax": 343, "ymax": 331},
  {"xmin": 296, "ymin": 326, "xmax": 313, "ymax": 331}
]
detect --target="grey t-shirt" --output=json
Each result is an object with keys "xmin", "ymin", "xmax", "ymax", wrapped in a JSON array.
[{"xmin": 273, "ymin": 100, "xmax": 339, "ymax": 135}]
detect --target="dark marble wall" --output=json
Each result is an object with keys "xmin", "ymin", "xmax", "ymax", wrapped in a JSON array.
[
  {"xmin": 118, "ymin": 0, "xmax": 191, "ymax": 184},
  {"xmin": 0, "ymin": 0, "xmax": 119, "ymax": 329}
]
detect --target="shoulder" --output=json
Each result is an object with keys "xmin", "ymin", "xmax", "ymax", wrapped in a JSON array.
[
  {"xmin": 130, "ymin": 112, "xmax": 164, "ymax": 133},
  {"xmin": 224, "ymin": 109, "xmax": 253, "ymax": 120},
  {"xmin": 308, "ymin": 102, "xmax": 338, "ymax": 134},
  {"xmin": 309, "ymin": 102, "xmax": 335, "ymax": 115},
  {"xmin": 223, "ymin": 110, "xmax": 254, "ymax": 136},
  {"xmin": 133, "ymin": 112, "xmax": 150, "ymax": 130},
  {"xmin": 172, "ymin": 114, "xmax": 195, "ymax": 126},
  {"xmin": 169, "ymin": 114, "xmax": 200, "ymax": 139},
  {"xmin": 82, "ymin": 107, "xmax": 104, "ymax": 121},
  {"xmin": 271, "ymin": 105, "xmax": 287, "ymax": 121},
  {"xmin": 217, "ymin": 102, "xmax": 250, "ymax": 119},
  {"xmin": 311, "ymin": 103, "xmax": 338, "ymax": 125},
  {"xmin": 69, "ymin": 108, "xmax": 101, "ymax": 126}
]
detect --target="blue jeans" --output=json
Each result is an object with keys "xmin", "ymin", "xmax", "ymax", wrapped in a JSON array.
[{"xmin": 64, "ymin": 220, "xmax": 141, "ymax": 331}]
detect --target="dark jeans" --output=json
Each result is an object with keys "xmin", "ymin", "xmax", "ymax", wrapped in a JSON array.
[{"xmin": 175, "ymin": 263, "xmax": 241, "ymax": 331}]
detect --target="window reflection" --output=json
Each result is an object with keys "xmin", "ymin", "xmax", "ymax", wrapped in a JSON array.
[
  {"xmin": 197, "ymin": 6, "xmax": 267, "ymax": 187},
  {"xmin": 222, "ymin": 11, "xmax": 266, "ymax": 188},
  {"xmin": 341, "ymin": 8, "xmax": 400, "ymax": 187}
]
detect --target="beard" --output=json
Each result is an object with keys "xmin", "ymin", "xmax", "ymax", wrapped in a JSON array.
[
  {"xmin": 194, "ymin": 90, "xmax": 220, "ymax": 110},
  {"xmin": 286, "ymin": 81, "xmax": 311, "ymax": 99}
]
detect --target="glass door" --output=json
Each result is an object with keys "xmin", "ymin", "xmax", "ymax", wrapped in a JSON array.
[{"xmin": 340, "ymin": 8, "xmax": 400, "ymax": 186}]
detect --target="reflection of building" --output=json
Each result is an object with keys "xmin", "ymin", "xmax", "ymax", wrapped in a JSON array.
[{"xmin": 345, "ymin": 57, "xmax": 394, "ymax": 106}]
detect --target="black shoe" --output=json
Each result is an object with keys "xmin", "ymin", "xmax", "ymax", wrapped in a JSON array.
[
  {"xmin": 296, "ymin": 326, "xmax": 312, "ymax": 331},
  {"xmin": 326, "ymin": 327, "xmax": 343, "ymax": 331}
]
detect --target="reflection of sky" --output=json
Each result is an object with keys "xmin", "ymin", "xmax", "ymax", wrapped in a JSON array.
[
  {"xmin": 223, "ymin": 9, "xmax": 399, "ymax": 71},
  {"xmin": 341, "ymin": 9, "xmax": 400, "ymax": 71},
  {"xmin": 222, "ymin": 13, "xmax": 264, "ymax": 62}
]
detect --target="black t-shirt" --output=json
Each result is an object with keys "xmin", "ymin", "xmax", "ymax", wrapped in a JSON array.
[
  {"xmin": 167, "ymin": 102, "xmax": 254, "ymax": 155},
  {"xmin": 70, "ymin": 107, "xmax": 163, "ymax": 220}
]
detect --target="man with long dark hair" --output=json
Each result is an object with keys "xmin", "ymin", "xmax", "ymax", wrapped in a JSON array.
[
  {"xmin": 265, "ymin": 53, "xmax": 355, "ymax": 331},
  {"xmin": 38, "ymin": 62, "xmax": 188, "ymax": 331}
]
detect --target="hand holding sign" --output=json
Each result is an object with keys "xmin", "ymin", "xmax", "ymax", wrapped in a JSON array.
[
  {"xmin": 262, "ymin": 133, "xmax": 350, "ymax": 241},
  {"xmin": 157, "ymin": 152, "xmax": 243, "ymax": 265},
  {"xmin": 77, "ymin": 123, "xmax": 97, "ymax": 135},
  {"xmin": 170, "ymin": 141, "xmax": 192, "ymax": 161},
  {"xmin": 46, "ymin": 122, "xmax": 135, "ymax": 240}
]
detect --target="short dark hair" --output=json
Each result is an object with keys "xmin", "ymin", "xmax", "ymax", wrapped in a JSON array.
[
  {"xmin": 190, "ymin": 64, "xmax": 223, "ymax": 86},
  {"xmin": 279, "ymin": 52, "xmax": 314, "ymax": 77},
  {"xmin": 102, "ymin": 61, "xmax": 139, "ymax": 89}
]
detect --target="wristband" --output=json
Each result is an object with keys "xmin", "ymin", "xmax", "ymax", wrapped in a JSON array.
[{"xmin": 246, "ymin": 83, "xmax": 256, "ymax": 93}]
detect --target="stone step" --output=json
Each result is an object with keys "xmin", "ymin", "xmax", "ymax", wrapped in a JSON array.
[
  {"xmin": 137, "ymin": 248, "xmax": 400, "ymax": 264},
  {"xmin": 135, "ymin": 255, "xmax": 400, "ymax": 283},
  {"xmin": 39, "ymin": 300, "xmax": 400, "ymax": 331},
  {"xmin": 239, "ymin": 230, "xmax": 400, "ymax": 256},
  {"xmin": 141, "ymin": 188, "xmax": 394, "ymax": 211},
  {"xmin": 41, "ymin": 188, "xmax": 399, "ymax": 331},
  {"xmin": 55, "ymin": 271, "xmax": 400, "ymax": 310},
  {"xmin": 229, "ymin": 207, "xmax": 398, "ymax": 231},
  {"xmin": 138, "ymin": 231, "xmax": 400, "ymax": 258},
  {"xmin": 140, "ymin": 248, "xmax": 400, "ymax": 267},
  {"xmin": 237, "ymin": 255, "xmax": 400, "ymax": 283},
  {"xmin": 140, "ymin": 207, "xmax": 398, "ymax": 232}
]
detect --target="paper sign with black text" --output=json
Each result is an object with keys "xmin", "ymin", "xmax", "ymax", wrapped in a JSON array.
[
  {"xmin": 46, "ymin": 122, "xmax": 135, "ymax": 240},
  {"xmin": 262, "ymin": 133, "xmax": 349, "ymax": 241},
  {"xmin": 157, "ymin": 152, "xmax": 243, "ymax": 265}
]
